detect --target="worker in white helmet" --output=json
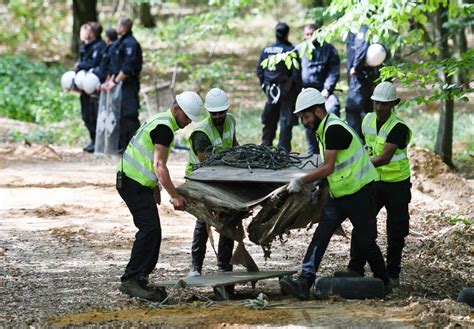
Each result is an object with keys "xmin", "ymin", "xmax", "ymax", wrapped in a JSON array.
[
  {"xmin": 279, "ymin": 87, "xmax": 391, "ymax": 300},
  {"xmin": 185, "ymin": 88, "xmax": 238, "ymax": 277},
  {"xmin": 116, "ymin": 91, "xmax": 203, "ymax": 302},
  {"xmin": 335, "ymin": 82, "xmax": 411, "ymax": 288}
]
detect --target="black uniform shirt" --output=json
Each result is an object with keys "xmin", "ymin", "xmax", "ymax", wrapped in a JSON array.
[
  {"xmin": 96, "ymin": 41, "xmax": 119, "ymax": 82},
  {"xmin": 376, "ymin": 122, "xmax": 409, "ymax": 149},
  {"xmin": 77, "ymin": 38, "xmax": 106, "ymax": 72},
  {"xmin": 191, "ymin": 125, "xmax": 225, "ymax": 154},
  {"xmin": 301, "ymin": 41, "xmax": 340, "ymax": 92},
  {"xmin": 256, "ymin": 39, "xmax": 302, "ymax": 90},
  {"xmin": 115, "ymin": 32, "xmax": 143, "ymax": 78},
  {"xmin": 150, "ymin": 125, "xmax": 174, "ymax": 148},
  {"xmin": 324, "ymin": 125, "xmax": 353, "ymax": 150}
]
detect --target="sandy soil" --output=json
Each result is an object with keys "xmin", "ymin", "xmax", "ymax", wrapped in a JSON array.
[{"xmin": 0, "ymin": 137, "xmax": 473, "ymax": 327}]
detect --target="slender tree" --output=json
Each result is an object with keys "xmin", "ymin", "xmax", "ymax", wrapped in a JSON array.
[{"xmin": 434, "ymin": 4, "xmax": 454, "ymax": 166}]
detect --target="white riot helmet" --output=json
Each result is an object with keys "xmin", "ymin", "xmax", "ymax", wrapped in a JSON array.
[
  {"xmin": 176, "ymin": 91, "xmax": 203, "ymax": 121},
  {"xmin": 205, "ymin": 88, "xmax": 229, "ymax": 112},
  {"xmin": 61, "ymin": 71, "xmax": 76, "ymax": 91},
  {"xmin": 366, "ymin": 43, "xmax": 387, "ymax": 67},
  {"xmin": 83, "ymin": 72, "xmax": 100, "ymax": 94},
  {"xmin": 371, "ymin": 81, "xmax": 398, "ymax": 102},
  {"xmin": 74, "ymin": 70, "xmax": 87, "ymax": 90},
  {"xmin": 294, "ymin": 88, "xmax": 326, "ymax": 114}
]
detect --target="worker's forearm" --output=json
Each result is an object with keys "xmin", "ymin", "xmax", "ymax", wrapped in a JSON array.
[
  {"xmin": 156, "ymin": 164, "xmax": 179, "ymax": 199},
  {"xmin": 371, "ymin": 155, "xmax": 390, "ymax": 167},
  {"xmin": 301, "ymin": 164, "xmax": 333, "ymax": 184}
]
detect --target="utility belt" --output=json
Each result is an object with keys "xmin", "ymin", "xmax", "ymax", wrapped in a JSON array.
[{"xmin": 263, "ymin": 83, "xmax": 281, "ymax": 104}]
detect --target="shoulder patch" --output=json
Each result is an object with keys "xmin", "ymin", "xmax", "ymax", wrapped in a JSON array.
[{"xmin": 126, "ymin": 47, "xmax": 133, "ymax": 56}]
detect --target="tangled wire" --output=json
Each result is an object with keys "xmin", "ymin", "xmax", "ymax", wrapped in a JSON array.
[{"xmin": 192, "ymin": 144, "xmax": 317, "ymax": 172}]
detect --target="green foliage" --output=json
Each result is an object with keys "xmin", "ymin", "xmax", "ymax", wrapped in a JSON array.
[
  {"xmin": 0, "ymin": 55, "xmax": 78, "ymax": 124},
  {"xmin": 142, "ymin": 0, "xmax": 257, "ymax": 90},
  {"xmin": 0, "ymin": 0, "xmax": 70, "ymax": 57},
  {"xmin": 444, "ymin": 211, "xmax": 473, "ymax": 226}
]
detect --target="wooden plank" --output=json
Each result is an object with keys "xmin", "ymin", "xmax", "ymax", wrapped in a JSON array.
[
  {"xmin": 155, "ymin": 270, "xmax": 296, "ymax": 288},
  {"xmin": 186, "ymin": 155, "xmax": 321, "ymax": 183}
]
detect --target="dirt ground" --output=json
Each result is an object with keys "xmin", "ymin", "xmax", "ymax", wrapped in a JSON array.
[{"xmin": 0, "ymin": 121, "xmax": 473, "ymax": 327}]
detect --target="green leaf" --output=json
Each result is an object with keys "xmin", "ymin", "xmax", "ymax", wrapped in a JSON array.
[
  {"xmin": 285, "ymin": 55, "xmax": 292, "ymax": 70},
  {"xmin": 292, "ymin": 58, "xmax": 300, "ymax": 70}
]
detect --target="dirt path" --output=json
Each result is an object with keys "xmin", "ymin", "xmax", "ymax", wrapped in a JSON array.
[{"xmin": 1, "ymin": 142, "xmax": 473, "ymax": 327}]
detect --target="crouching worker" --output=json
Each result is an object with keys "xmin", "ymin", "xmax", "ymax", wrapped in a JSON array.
[
  {"xmin": 185, "ymin": 88, "xmax": 238, "ymax": 277},
  {"xmin": 116, "ymin": 92, "xmax": 203, "ymax": 301},
  {"xmin": 279, "ymin": 88, "xmax": 391, "ymax": 300}
]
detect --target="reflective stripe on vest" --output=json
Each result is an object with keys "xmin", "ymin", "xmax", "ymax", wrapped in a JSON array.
[
  {"xmin": 317, "ymin": 114, "xmax": 379, "ymax": 198},
  {"xmin": 362, "ymin": 112, "xmax": 411, "ymax": 182},
  {"xmin": 117, "ymin": 109, "xmax": 179, "ymax": 188},
  {"xmin": 185, "ymin": 113, "xmax": 235, "ymax": 176}
]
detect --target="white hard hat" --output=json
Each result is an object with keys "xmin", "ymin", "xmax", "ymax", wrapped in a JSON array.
[
  {"xmin": 83, "ymin": 72, "xmax": 100, "ymax": 94},
  {"xmin": 61, "ymin": 71, "xmax": 76, "ymax": 91},
  {"xmin": 176, "ymin": 91, "xmax": 203, "ymax": 121},
  {"xmin": 294, "ymin": 88, "xmax": 326, "ymax": 114},
  {"xmin": 74, "ymin": 70, "xmax": 87, "ymax": 90},
  {"xmin": 371, "ymin": 81, "xmax": 398, "ymax": 102},
  {"xmin": 205, "ymin": 88, "xmax": 229, "ymax": 112},
  {"xmin": 366, "ymin": 43, "xmax": 387, "ymax": 67}
]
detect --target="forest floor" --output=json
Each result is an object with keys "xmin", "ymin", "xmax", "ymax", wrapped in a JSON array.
[{"xmin": 0, "ymin": 117, "xmax": 473, "ymax": 328}]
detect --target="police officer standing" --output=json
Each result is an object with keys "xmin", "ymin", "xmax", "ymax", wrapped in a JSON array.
[
  {"xmin": 117, "ymin": 92, "xmax": 203, "ymax": 301},
  {"xmin": 299, "ymin": 23, "xmax": 341, "ymax": 155},
  {"xmin": 346, "ymin": 25, "xmax": 378, "ymax": 137},
  {"xmin": 185, "ymin": 88, "xmax": 238, "ymax": 277},
  {"xmin": 75, "ymin": 22, "xmax": 106, "ymax": 153},
  {"xmin": 279, "ymin": 88, "xmax": 391, "ymax": 300},
  {"xmin": 256, "ymin": 22, "xmax": 302, "ymax": 152},
  {"xmin": 96, "ymin": 28, "xmax": 118, "ymax": 84},
  {"xmin": 104, "ymin": 18, "xmax": 143, "ymax": 154},
  {"xmin": 336, "ymin": 82, "xmax": 411, "ymax": 288}
]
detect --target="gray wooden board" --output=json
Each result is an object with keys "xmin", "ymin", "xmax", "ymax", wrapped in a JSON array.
[
  {"xmin": 186, "ymin": 155, "xmax": 321, "ymax": 183},
  {"xmin": 155, "ymin": 270, "xmax": 296, "ymax": 288}
]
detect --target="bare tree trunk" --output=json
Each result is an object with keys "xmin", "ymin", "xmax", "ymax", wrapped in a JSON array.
[
  {"xmin": 137, "ymin": 3, "xmax": 155, "ymax": 28},
  {"xmin": 71, "ymin": 0, "xmax": 98, "ymax": 55},
  {"xmin": 434, "ymin": 3, "xmax": 454, "ymax": 167},
  {"xmin": 454, "ymin": 25, "xmax": 468, "ymax": 86}
]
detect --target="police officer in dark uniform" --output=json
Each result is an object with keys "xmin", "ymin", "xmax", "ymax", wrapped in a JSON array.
[
  {"xmin": 104, "ymin": 18, "xmax": 143, "ymax": 154},
  {"xmin": 346, "ymin": 25, "xmax": 378, "ymax": 137},
  {"xmin": 76, "ymin": 22, "xmax": 106, "ymax": 153},
  {"xmin": 299, "ymin": 23, "xmax": 341, "ymax": 155},
  {"xmin": 97, "ymin": 28, "xmax": 118, "ymax": 83},
  {"xmin": 256, "ymin": 22, "xmax": 302, "ymax": 152}
]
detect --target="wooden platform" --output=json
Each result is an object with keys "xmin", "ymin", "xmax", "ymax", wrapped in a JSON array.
[
  {"xmin": 155, "ymin": 270, "xmax": 296, "ymax": 300},
  {"xmin": 186, "ymin": 155, "xmax": 321, "ymax": 183}
]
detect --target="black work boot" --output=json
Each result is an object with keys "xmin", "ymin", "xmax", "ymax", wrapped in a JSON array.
[
  {"xmin": 279, "ymin": 276, "xmax": 312, "ymax": 300},
  {"xmin": 83, "ymin": 142, "xmax": 94, "ymax": 153},
  {"xmin": 187, "ymin": 265, "xmax": 202, "ymax": 277},
  {"xmin": 333, "ymin": 269, "xmax": 364, "ymax": 278},
  {"xmin": 119, "ymin": 277, "xmax": 167, "ymax": 302}
]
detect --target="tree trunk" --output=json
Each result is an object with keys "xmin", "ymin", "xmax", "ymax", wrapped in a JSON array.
[
  {"xmin": 434, "ymin": 3, "xmax": 454, "ymax": 167},
  {"xmin": 454, "ymin": 25, "xmax": 468, "ymax": 86},
  {"xmin": 138, "ymin": 3, "xmax": 155, "ymax": 28},
  {"xmin": 71, "ymin": 0, "xmax": 98, "ymax": 56}
]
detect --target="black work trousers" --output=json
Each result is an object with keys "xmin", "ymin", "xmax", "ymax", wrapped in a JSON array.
[
  {"xmin": 191, "ymin": 219, "xmax": 234, "ymax": 272},
  {"xmin": 300, "ymin": 183, "xmax": 389, "ymax": 283},
  {"xmin": 118, "ymin": 80, "xmax": 141, "ymax": 152},
  {"xmin": 261, "ymin": 92, "xmax": 297, "ymax": 152},
  {"xmin": 348, "ymin": 179, "xmax": 411, "ymax": 278},
  {"xmin": 118, "ymin": 175, "xmax": 161, "ymax": 281},
  {"xmin": 80, "ymin": 92, "xmax": 98, "ymax": 143}
]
